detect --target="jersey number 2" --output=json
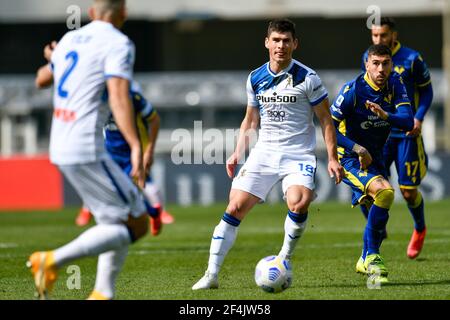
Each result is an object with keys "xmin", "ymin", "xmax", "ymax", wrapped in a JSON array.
[{"xmin": 58, "ymin": 51, "xmax": 79, "ymax": 98}]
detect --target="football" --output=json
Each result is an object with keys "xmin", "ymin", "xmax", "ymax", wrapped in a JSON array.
[{"xmin": 254, "ymin": 255, "xmax": 292, "ymax": 293}]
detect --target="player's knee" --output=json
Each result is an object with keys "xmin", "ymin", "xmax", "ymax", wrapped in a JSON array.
[
  {"xmin": 373, "ymin": 188, "xmax": 395, "ymax": 209},
  {"xmin": 125, "ymin": 214, "xmax": 149, "ymax": 242},
  {"xmin": 400, "ymin": 188, "xmax": 418, "ymax": 205},
  {"xmin": 287, "ymin": 199, "xmax": 310, "ymax": 214}
]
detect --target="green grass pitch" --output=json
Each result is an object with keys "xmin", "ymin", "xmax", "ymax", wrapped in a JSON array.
[{"xmin": 0, "ymin": 200, "xmax": 449, "ymax": 300}]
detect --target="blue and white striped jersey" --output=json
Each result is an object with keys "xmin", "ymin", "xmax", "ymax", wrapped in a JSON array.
[{"xmin": 246, "ymin": 59, "xmax": 328, "ymax": 154}]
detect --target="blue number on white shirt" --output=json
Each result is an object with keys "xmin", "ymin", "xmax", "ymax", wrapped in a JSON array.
[
  {"xmin": 299, "ymin": 163, "xmax": 315, "ymax": 177},
  {"xmin": 58, "ymin": 51, "xmax": 79, "ymax": 98}
]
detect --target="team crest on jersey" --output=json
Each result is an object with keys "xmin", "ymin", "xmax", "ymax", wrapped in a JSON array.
[
  {"xmin": 285, "ymin": 74, "xmax": 293, "ymax": 88},
  {"xmin": 383, "ymin": 93, "xmax": 392, "ymax": 104},
  {"xmin": 358, "ymin": 170, "xmax": 368, "ymax": 177},
  {"xmin": 394, "ymin": 65, "xmax": 406, "ymax": 75}
]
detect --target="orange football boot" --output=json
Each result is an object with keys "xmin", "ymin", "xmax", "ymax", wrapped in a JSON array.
[
  {"xmin": 407, "ymin": 227, "xmax": 426, "ymax": 259},
  {"xmin": 26, "ymin": 251, "xmax": 58, "ymax": 300},
  {"xmin": 75, "ymin": 207, "xmax": 93, "ymax": 227}
]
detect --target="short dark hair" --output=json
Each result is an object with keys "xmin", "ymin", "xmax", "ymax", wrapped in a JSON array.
[
  {"xmin": 378, "ymin": 17, "xmax": 396, "ymax": 31},
  {"xmin": 367, "ymin": 44, "xmax": 392, "ymax": 57},
  {"xmin": 267, "ymin": 19, "xmax": 296, "ymax": 39}
]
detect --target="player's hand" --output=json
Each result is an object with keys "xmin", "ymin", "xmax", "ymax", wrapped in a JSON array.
[
  {"xmin": 366, "ymin": 100, "xmax": 388, "ymax": 120},
  {"xmin": 406, "ymin": 118, "xmax": 422, "ymax": 137},
  {"xmin": 130, "ymin": 146, "xmax": 145, "ymax": 189},
  {"xmin": 353, "ymin": 144, "xmax": 372, "ymax": 170},
  {"xmin": 328, "ymin": 159, "xmax": 344, "ymax": 184},
  {"xmin": 44, "ymin": 41, "xmax": 57, "ymax": 62},
  {"xmin": 226, "ymin": 153, "xmax": 239, "ymax": 179}
]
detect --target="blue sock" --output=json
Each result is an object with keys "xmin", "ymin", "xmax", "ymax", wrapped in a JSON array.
[
  {"xmin": 365, "ymin": 204, "xmax": 389, "ymax": 255},
  {"xmin": 362, "ymin": 229, "xmax": 369, "ymax": 260},
  {"xmin": 408, "ymin": 194, "xmax": 425, "ymax": 232},
  {"xmin": 360, "ymin": 204, "xmax": 370, "ymax": 220},
  {"xmin": 222, "ymin": 212, "xmax": 241, "ymax": 227},
  {"xmin": 288, "ymin": 210, "xmax": 308, "ymax": 223},
  {"xmin": 144, "ymin": 199, "xmax": 158, "ymax": 218}
]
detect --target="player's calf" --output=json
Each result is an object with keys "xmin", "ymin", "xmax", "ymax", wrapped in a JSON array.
[{"xmin": 125, "ymin": 214, "xmax": 149, "ymax": 242}]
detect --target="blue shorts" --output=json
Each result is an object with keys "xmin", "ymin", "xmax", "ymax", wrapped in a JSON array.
[
  {"xmin": 110, "ymin": 153, "xmax": 153, "ymax": 183},
  {"xmin": 340, "ymin": 156, "xmax": 387, "ymax": 206},
  {"xmin": 383, "ymin": 136, "xmax": 428, "ymax": 189}
]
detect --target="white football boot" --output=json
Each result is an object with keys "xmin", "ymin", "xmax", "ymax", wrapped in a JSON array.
[{"xmin": 192, "ymin": 271, "xmax": 219, "ymax": 290}]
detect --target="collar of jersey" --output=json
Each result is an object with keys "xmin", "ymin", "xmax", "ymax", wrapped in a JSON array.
[
  {"xmin": 364, "ymin": 72, "xmax": 384, "ymax": 91},
  {"xmin": 392, "ymin": 41, "xmax": 401, "ymax": 56},
  {"xmin": 266, "ymin": 60, "xmax": 294, "ymax": 77},
  {"xmin": 91, "ymin": 20, "xmax": 115, "ymax": 29}
]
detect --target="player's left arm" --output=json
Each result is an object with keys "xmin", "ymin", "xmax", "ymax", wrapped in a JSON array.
[
  {"xmin": 314, "ymin": 99, "xmax": 344, "ymax": 184},
  {"xmin": 35, "ymin": 41, "xmax": 57, "ymax": 89},
  {"xmin": 143, "ymin": 110, "xmax": 160, "ymax": 175},
  {"xmin": 366, "ymin": 75, "xmax": 414, "ymax": 131},
  {"xmin": 307, "ymin": 73, "xmax": 343, "ymax": 183},
  {"xmin": 35, "ymin": 64, "xmax": 53, "ymax": 89},
  {"xmin": 408, "ymin": 55, "xmax": 434, "ymax": 136}
]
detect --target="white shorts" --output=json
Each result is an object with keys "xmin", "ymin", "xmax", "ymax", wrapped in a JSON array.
[
  {"xmin": 59, "ymin": 157, "xmax": 146, "ymax": 224},
  {"xmin": 231, "ymin": 148, "xmax": 317, "ymax": 202}
]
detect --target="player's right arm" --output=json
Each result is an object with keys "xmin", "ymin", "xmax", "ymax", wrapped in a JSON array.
[
  {"xmin": 330, "ymin": 84, "xmax": 372, "ymax": 169},
  {"xmin": 105, "ymin": 40, "xmax": 145, "ymax": 187},
  {"xmin": 108, "ymin": 77, "xmax": 144, "ymax": 187},
  {"xmin": 226, "ymin": 105, "xmax": 260, "ymax": 178}
]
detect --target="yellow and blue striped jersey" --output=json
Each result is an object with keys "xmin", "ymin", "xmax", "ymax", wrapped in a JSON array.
[
  {"xmin": 103, "ymin": 81, "xmax": 156, "ymax": 157},
  {"xmin": 330, "ymin": 72, "xmax": 412, "ymax": 165},
  {"xmin": 362, "ymin": 41, "xmax": 432, "ymax": 137}
]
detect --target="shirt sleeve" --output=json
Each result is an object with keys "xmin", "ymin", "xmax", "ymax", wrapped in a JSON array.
[
  {"xmin": 361, "ymin": 51, "xmax": 368, "ymax": 72},
  {"xmin": 330, "ymin": 84, "xmax": 352, "ymax": 122},
  {"xmin": 305, "ymin": 73, "xmax": 328, "ymax": 106},
  {"xmin": 412, "ymin": 54, "xmax": 432, "ymax": 87},
  {"xmin": 246, "ymin": 74, "xmax": 258, "ymax": 107},
  {"xmin": 393, "ymin": 76, "xmax": 411, "ymax": 108},
  {"xmin": 129, "ymin": 83, "xmax": 154, "ymax": 119},
  {"xmin": 104, "ymin": 39, "xmax": 135, "ymax": 81}
]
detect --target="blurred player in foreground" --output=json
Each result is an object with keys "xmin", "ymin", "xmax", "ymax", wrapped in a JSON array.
[
  {"xmin": 192, "ymin": 19, "xmax": 343, "ymax": 290},
  {"xmin": 331, "ymin": 44, "xmax": 414, "ymax": 284},
  {"xmin": 362, "ymin": 18, "xmax": 433, "ymax": 259},
  {"xmin": 30, "ymin": 0, "xmax": 148, "ymax": 300},
  {"xmin": 75, "ymin": 80, "xmax": 175, "ymax": 229}
]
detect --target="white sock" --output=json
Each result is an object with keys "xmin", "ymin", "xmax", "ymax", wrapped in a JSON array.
[
  {"xmin": 278, "ymin": 215, "xmax": 307, "ymax": 260},
  {"xmin": 207, "ymin": 219, "xmax": 238, "ymax": 275},
  {"xmin": 53, "ymin": 224, "xmax": 131, "ymax": 267},
  {"xmin": 143, "ymin": 182, "xmax": 163, "ymax": 206},
  {"xmin": 93, "ymin": 246, "xmax": 128, "ymax": 299}
]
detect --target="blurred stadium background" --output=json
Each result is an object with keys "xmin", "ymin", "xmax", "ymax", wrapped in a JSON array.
[{"xmin": 1, "ymin": 0, "xmax": 450, "ymax": 209}]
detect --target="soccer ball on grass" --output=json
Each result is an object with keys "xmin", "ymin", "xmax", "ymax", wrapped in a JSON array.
[{"xmin": 254, "ymin": 255, "xmax": 292, "ymax": 293}]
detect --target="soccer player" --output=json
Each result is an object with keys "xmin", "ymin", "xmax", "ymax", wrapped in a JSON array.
[
  {"xmin": 29, "ymin": 0, "xmax": 149, "ymax": 300},
  {"xmin": 362, "ymin": 18, "xmax": 433, "ymax": 259},
  {"xmin": 192, "ymin": 19, "xmax": 344, "ymax": 290},
  {"xmin": 331, "ymin": 44, "xmax": 414, "ymax": 283},
  {"xmin": 75, "ymin": 81, "xmax": 175, "ymax": 230}
]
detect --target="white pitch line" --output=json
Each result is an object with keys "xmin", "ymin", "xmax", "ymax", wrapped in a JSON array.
[{"xmin": 0, "ymin": 243, "xmax": 18, "ymax": 249}]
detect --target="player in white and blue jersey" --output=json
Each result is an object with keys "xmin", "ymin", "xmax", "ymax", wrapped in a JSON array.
[
  {"xmin": 362, "ymin": 18, "xmax": 433, "ymax": 259},
  {"xmin": 192, "ymin": 19, "xmax": 344, "ymax": 290},
  {"xmin": 29, "ymin": 0, "xmax": 148, "ymax": 300},
  {"xmin": 75, "ymin": 81, "xmax": 175, "ymax": 231}
]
